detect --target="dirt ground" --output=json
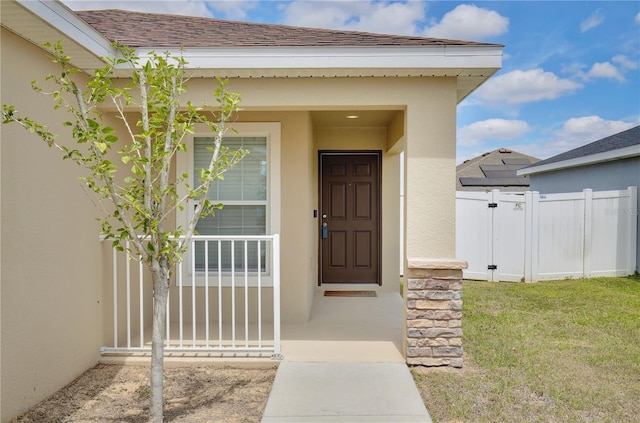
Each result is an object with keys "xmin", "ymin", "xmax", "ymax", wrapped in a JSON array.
[{"xmin": 12, "ymin": 362, "xmax": 278, "ymax": 423}]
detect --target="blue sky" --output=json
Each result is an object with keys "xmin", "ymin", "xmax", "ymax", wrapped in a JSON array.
[{"xmin": 62, "ymin": 1, "xmax": 640, "ymax": 163}]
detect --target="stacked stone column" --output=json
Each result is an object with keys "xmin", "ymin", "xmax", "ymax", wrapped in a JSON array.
[{"xmin": 404, "ymin": 258, "xmax": 467, "ymax": 368}]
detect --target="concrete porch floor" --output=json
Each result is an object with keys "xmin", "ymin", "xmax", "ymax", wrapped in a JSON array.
[
  {"xmin": 281, "ymin": 290, "xmax": 405, "ymax": 363},
  {"xmin": 101, "ymin": 289, "xmax": 405, "ymax": 364}
]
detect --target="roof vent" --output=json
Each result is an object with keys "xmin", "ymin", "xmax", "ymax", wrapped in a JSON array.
[{"xmin": 499, "ymin": 148, "xmax": 512, "ymax": 153}]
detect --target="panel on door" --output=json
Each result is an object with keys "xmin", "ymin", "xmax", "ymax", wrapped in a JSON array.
[{"xmin": 320, "ymin": 153, "xmax": 381, "ymax": 284}]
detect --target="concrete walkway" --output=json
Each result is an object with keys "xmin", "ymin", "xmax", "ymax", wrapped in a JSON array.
[
  {"xmin": 261, "ymin": 362, "xmax": 432, "ymax": 422},
  {"xmin": 261, "ymin": 291, "xmax": 432, "ymax": 422}
]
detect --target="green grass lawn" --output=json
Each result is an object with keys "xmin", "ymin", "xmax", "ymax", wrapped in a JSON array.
[{"xmin": 412, "ymin": 275, "xmax": 640, "ymax": 423}]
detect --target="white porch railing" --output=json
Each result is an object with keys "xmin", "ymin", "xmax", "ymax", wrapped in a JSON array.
[{"xmin": 100, "ymin": 234, "xmax": 281, "ymax": 359}]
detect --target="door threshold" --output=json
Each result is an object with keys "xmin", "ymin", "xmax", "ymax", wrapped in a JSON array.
[
  {"xmin": 319, "ymin": 284, "xmax": 381, "ymax": 288},
  {"xmin": 324, "ymin": 290, "xmax": 377, "ymax": 297}
]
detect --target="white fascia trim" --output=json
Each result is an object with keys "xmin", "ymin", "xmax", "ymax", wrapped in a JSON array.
[
  {"xmin": 518, "ymin": 144, "xmax": 640, "ymax": 176},
  {"xmin": 122, "ymin": 45, "xmax": 503, "ymax": 73},
  {"xmin": 16, "ymin": 0, "xmax": 115, "ymax": 59}
]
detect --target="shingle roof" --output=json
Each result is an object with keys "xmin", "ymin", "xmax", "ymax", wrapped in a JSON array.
[
  {"xmin": 457, "ymin": 148, "xmax": 540, "ymax": 192},
  {"xmin": 524, "ymin": 125, "xmax": 640, "ymax": 170},
  {"xmin": 76, "ymin": 9, "xmax": 500, "ymax": 48}
]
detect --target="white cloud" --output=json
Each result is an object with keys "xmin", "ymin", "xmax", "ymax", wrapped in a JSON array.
[
  {"xmin": 612, "ymin": 55, "xmax": 639, "ymax": 70},
  {"xmin": 513, "ymin": 116, "xmax": 636, "ymax": 159},
  {"xmin": 556, "ymin": 116, "xmax": 635, "ymax": 142},
  {"xmin": 206, "ymin": 1, "xmax": 259, "ymax": 20},
  {"xmin": 280, "ymin": 1, "xmax": 425, "ymax": 35},
  {"xmin": 347, "ymin": 2, "xmax": 426, "ymax": 35},
  {"xmin": 423, "ymin": 4, "xmax": 508, "ymax": 41},
  {"xmin": 636, "ymin": 12, "xmax": 640, "ymax": 24},
  {"xmin": 560, "ymin": 62, "xmax": 587, "ymax": 76},
  {"xmin": 458, "ymin": 119, "xmax": 531, "ymax": 147},
  {"xmin": 580, "ymin": 9, "xmax": 604, "ymax": 32},
  {"xmin": 586, "ymin": 62, "xmax": 625, "ymax": 82},
  {"xmin": 61, "ymin": 0, "xmax": 213, "ymax": 17},
  {"xmin": 475, "ymin": 69, "xmax": 582, "ymax": 105},
  {"xmin": 572, "ymin": 56, "xmax": 637, "ymax": 82},
  {"xmin": 281, "ymin": 2, "xmax": 360, "ymax": 30}
]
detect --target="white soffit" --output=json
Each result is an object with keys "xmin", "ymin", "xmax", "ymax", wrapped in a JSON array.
[
  {"xmin": 518, "ymin": 144, "xmax": 640, "ymax": 176},
  {"xmin": 122, "ymin": 46, "xmax": 502, "ymax": 101},
  {"xmin": 2, "ymin": 0, "xmax": 114, "ymax": 69}
]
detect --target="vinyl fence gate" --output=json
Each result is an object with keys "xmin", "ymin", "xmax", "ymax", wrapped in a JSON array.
[{"xmin": 456, "ymin": 187, "xmax": 638, "ymax": 282}]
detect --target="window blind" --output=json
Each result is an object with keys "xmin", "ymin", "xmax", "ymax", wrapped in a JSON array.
[
  {"xmin": 194, "ymin": 137, "xmax": 267, "ymax": 201},
  {"xmin": 193, "ymin": 136, "xmax": 268, "ymax": 271}
]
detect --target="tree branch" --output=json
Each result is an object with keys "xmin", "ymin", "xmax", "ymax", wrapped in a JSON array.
[{"xmin": 138, "ymin": 70, "xmax": 152, "ymax": 213}]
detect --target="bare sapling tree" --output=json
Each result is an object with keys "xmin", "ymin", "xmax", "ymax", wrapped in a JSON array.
[{"xmin": 2, "ymin": 42, "xmax": 244, "ymax": 422}]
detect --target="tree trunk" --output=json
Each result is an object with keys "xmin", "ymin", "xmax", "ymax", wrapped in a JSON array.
[{"xmin": 150, "ymin": 257, "xmax": 170, "ymax": 423}]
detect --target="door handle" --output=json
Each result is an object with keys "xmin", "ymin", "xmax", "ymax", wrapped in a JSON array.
[{"xmin": 322, "ymin": 222, "xmax": 328, "ymax": 239}]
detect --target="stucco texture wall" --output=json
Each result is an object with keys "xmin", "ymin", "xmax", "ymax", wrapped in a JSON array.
[
  {"xmin": 220, "ymin": 76, "xmax": 458, "ymax": 261},
  {"xmin": 404, "ymin": 79, "xmax": 458, "ymax": 260},
  {"xmin": 1, "ymin": 30, "xmax": 460, "ymax": 418},
  {"xmin": 104, "ymin": 77, "xmax": 456, "ymax": 325},
  {"xmin": 1, "ymin": 29, "xmax": 104, "ymax": 421}
]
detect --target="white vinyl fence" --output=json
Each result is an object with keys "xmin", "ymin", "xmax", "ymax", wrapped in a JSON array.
[{"xmin": 456, "ymin": 187, "xmax": 638, "ymax": 282}]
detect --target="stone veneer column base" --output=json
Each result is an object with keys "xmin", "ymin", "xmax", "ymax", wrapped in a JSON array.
[{"xmin": 404, "ymin": 258, "xmax": 468, "ymax": 368}]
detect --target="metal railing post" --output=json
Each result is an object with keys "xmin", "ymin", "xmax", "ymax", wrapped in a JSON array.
[
  {"xmin": 112, "ymin": 246, "xmax": 118, "ymax": 349},
  {"xmin": 272, "ymin": 234, "xmax": 283, "ymax": 359}
]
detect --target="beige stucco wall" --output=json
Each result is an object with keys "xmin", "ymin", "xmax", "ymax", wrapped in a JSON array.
[
  {"xmin": 1, "ymin": 26, "xmax": 458, "ymax": 419},
  {"xmin": 1, "ymin": 29, "xmax": 104, "ymax": 422},
  {"xmin": 223, "ymin": 76, "xmax": 458, "ymax": 263},
  {"xmin": 93, "ymin": 77, "xmax": 457, "ymax": 335},
  {"xmin": 266, "ymin": 112, "xmax": 316, "ymax": 323},
  {"xmin": 104, "ymin": 109, "xmax": 319, "ymax": 334},
  {"xmin": 109, "ymin": 111, "xmax": 405, "ymax": 328},
  {"xmin": 403, "ymin": 79, "xmax": 458, "ymax": 259},
  {"xmin": 213, "ymin": 77, "xmax": 457, "ymax": 261}
]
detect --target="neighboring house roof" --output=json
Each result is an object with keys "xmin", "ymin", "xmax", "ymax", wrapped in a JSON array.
[
  {"xmin": 75, "ymin": 9, "xmax": 495, "ymax": 48},
  {"xmin": 1, "ymin": 0, "xmax": 503, "ymax": 102},
  {"xmin": 457, "ymin": 148, "xmax": 541, "ymax": 192},
  {"xmin": 519, "ymin": 126, "xmax": 640, "ymax": 176}
]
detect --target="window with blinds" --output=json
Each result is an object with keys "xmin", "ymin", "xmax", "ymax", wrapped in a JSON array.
[{"xmin": 194, "ymin": 136, "xmax": 268, "ymax": 271}]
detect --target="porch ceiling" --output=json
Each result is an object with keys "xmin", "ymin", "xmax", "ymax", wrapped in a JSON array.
[{"xmin": 311, "ymin": 110, "xmax": 400, "ymax": 128}]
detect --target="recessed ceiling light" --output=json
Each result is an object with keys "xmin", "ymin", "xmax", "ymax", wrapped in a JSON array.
[{"xmin": 346, "ymin": 115, "xmax": 359, "ymax": 119}]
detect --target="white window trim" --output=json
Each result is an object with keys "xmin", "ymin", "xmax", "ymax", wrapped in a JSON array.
[{"xmin": 177, "ymin": 122, "xmax": 281, "ymax": 286}]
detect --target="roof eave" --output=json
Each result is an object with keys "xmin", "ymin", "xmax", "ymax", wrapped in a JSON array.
[
  {"xmin": 1, "ymin": 0, "xmax": 115, "ymax": 69},
  {"xmin": 2, "ymin": 0, "xmax": 503, "ymax": 103},
  {"xmin": 119, "ymin": 45, "xmax": 502, "ymax": 102},
  {"xmin": 518, "ymin": 144, "xmax": 640, "ymax": 176}
]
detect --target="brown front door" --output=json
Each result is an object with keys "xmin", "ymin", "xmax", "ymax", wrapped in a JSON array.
[{"xmin": 319, "ymin": 152, "xmax": 381, "ymax": 284}]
